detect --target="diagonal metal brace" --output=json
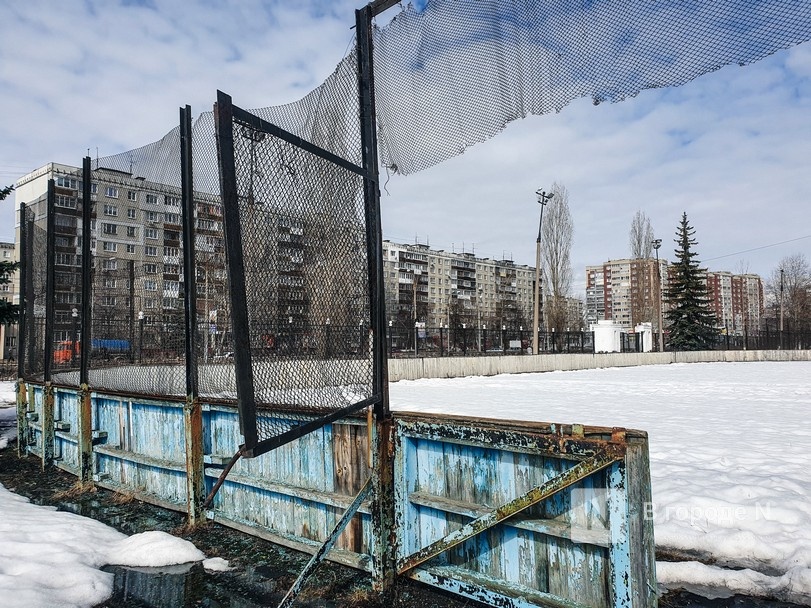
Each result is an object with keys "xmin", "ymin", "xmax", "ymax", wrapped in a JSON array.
[
  {"xmin": 277, "ymin": 476, "xmax": 373, "ymax": 608},
  {"xmin": 397, "ymin": 445, "xmax": 624, "ymax": 575}
]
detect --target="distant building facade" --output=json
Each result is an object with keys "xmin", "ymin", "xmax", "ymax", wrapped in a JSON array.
[
  {"xmin": 1, "ymin": 241, "xmax": 17, "ymax": 360},
  {"xmin": 586, "ymin": 257, "xmax": 763, "ymax": 335},
  {"xmin": 382, "ymin": 241, "xmax": 540, "ymax": 332},
  {"xmin": 585, "ymin": 258, "xmax": 668, "ymax": 331}
]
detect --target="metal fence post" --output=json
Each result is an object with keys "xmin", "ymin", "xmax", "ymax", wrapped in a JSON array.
[
  {"xmin": 78, "ymin": 157, "xmax": 94, "ymax": 482},
  {"xmin": 180, "ymin": 104, "xmax": 205, "ymax": 524},
  {"xmin": 357, "ymin": 3, "xmax": 395, "ymax": 597}
]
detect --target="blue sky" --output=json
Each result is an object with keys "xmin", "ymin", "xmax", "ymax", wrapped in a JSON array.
[{"xmin": 1, "ymin": 0, "xmax": 809, "ymax": 295}]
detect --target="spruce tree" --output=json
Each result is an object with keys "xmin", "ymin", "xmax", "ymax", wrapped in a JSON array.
[{"xmin": 665, "ymin": 213, "xmax": 717, "ymax": 350}]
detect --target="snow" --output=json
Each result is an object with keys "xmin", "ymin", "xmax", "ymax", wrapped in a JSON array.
[
  {"xmin": 0, "ymin": 385, "xmax": 225, "ymax": 608},
  {"xmin": 388, "ymin": 361, "xmax": 811, "ymax": 604},
  {"xmin": 0, "ymin": 361, "xmax": 809, "ymax": 604}
]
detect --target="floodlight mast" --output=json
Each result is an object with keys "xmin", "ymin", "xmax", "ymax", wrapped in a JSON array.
[
  {"xmin": 532, "ymin": 189, "xmax": 553, "ymax": 355},
  {"xmin": 652, "ymin": 238, "xmax": 664, "ymax": 352}
]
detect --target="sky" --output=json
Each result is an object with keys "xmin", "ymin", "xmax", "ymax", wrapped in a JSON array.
[
  {"xmin": 2, "ymin": 361, "xmax": 811, "ymax": 604},
  {"xmin": 1, "ymin": 0, "xmax": 810, "ymax": 296}
]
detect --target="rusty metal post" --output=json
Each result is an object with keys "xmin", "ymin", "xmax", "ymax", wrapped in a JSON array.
[
  {"xmin": 78, "ymin": 158, "xmax": 94, "ymax": 483},
  {"xmin": 16, "ymin": 380, "xmax": 28, "ymax": 457},
  {"xmin": 42, "ymin": 382, "xmax": 54, "ymax": 469},
  {"xmin": 180, "ymin": 104, "xmax": 205, "ymax": 524},
  {"xmin": 77, "ymin": 384, "xmax": 93, "ymax": 481},
  {"xmin": 357, "ymin": 4, "xmax": 396, "ymax": 597}
]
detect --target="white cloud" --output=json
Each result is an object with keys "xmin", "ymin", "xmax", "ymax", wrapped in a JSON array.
[{"xmin": 1, "ymin": 1, "xmax": 809, "ymax": 296}]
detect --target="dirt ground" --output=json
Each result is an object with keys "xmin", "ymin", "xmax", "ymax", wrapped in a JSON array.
[{"xmin": 0, "ymin": 436, "xmax": 804, "ymax": 608}]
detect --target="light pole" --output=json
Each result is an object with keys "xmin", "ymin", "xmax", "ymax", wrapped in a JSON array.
[
  {"xmin": 138, "ymin": 311, "xmax": 144, "ymax": 363},
  {"xmin": 779, "ymin": 267, "xmax": 784, "ymax": 349},
  {"xmin": 70, "ymin": 307, "xmax": 79, "ymax": 365},
  {"xmin": 652, "ymin": 238, "xmax": 664, "ymax": 352},
  {"xmin": 533, "ymin": 189, "xmax": 553, "ymax": 355}
]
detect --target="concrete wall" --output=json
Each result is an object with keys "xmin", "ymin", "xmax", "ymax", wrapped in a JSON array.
[{"xmin": 388, "ymin": 349, "xmax": 811, "ymax": 381}]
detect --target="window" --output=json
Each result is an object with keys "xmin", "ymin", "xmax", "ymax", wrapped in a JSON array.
[
  {"xmin": 145, "ymin": 246, "xmax": 158, "ymax": 257},
  {"xmin": 55, "ymin": 194, "xmax": 77, "ymax": 209},
  {"xmin": 126, "ymin": 244, "xmax": 136, "ymax": 254},
  {"xmin": 127, "ymin": 208, "xmax": 137, "ymax": 219},
  {"xmin": 145, "ymin": 194, "xmax": 158, "ymax": 205},
  {"xmin": 55, "ymin": 253, "xmax": 74, "ymax": 266},
  {"xmin": 105, "ymin": 186, "xmax": 118, "ymax": 198},
  {"xmin": 56, "ymin": 292, "xmax": 79, "ymax": 304},
  {"xmin": 144, "ymin": 280, "xmax": 158, "ymax": 291},
  {"xmin": 102, "ymin": 259, "xmax": 118, "ymax": 271},
  {"xmin": 145, "ymin": 228, "xmax": 159, "ymax": 240},
  {"xmin": 164, "ymin": 212, "xmax": 181, "ymax": 224},
  {"xmin": 102, "ymin": 223, "xmax": 117, "ymax": 235},
  {"xmin": 55, "ymin": 215, "xmax": 77, "ymax": 229},
  {"xmin": 103, "ymin": 204, "xmax": 118, "ymax": 216},
  {"xmin": 146, "ymin": 211, "xmax": 159, "ymax": 222},
  {"xmin": 102, "ymin": 277, "xmax": 117, "ymax": 289},
  {"xmin": 164, "ymin": 264, "xmax": 180, "ymax": 275},
  {"xmin": 127, "ymin": 191, "xmax": 137, "ymax": 201},
  {"xmin": 56, "ymin": 176, "xmax": 78, "ymax": 189},
  {"xmin": 164, "ymin": 230, "xmax": 179, "ymax": 241},
  {"xmin": 165, "ymin": 195, "xmax": 180, "ymax": 207},
  {"xmin": 102, "ymin": 242, "xmax": 117, "ymax": 252},
  {"xmin": 127, "ymin": 226, "xmax": 138, "ymax": 238},
  {"xmin": 144, "ymin": 298, "xmax": 157, "ymax": 309},
  {"xmin": 102, "ymin": 296, "xmax": 116, "ymax": 307},
  {"xmin": 144, "ymin": 263, "xmax": 158, "ymax": 274},
  {"xmin": 164, "ymin": 247, "xmax": 179, "ymax": 258},
  {"xmin": 91, "ymin": 183, "xmax": 98, "ymax": 194}
]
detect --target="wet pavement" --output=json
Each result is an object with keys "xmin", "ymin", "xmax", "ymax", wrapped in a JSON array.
[{"xmin": 0, "ymin": 428, "xmax": 806, "ymax": 608}]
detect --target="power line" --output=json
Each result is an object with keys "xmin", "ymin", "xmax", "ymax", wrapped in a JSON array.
[{"xmin": 704, "ymin": 234, "xmax": 811, "ymax": 262}]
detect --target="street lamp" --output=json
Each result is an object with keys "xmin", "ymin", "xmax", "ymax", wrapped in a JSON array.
[
  {"xmin": 652, "ymin": 238, "xmax": 664, "ymax": 352},
  {"xmin": 533, "ymin": 189, "xmax": 553, "ymax": 355},
  {"xmin": 70, "ymin": 308, "xmax": 79, "ymax": 365},
  {"xmin": 779, "ymin": 267, "xmax": 784, "ymax": 349},
  {"xmin": 138, "ymin": 311, "xmax": 145, "ymax": 363}
]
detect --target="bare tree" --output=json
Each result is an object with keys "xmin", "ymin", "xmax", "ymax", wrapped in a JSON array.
[
  {"xmin": 629, "ymin": 210, "xmax": 654, "ymax": 259},
  {"xmin": 768, "ymin": 253, "xmax": 811, "ymax": 332},
  {"xmin": 541, "ymin": 182, "xmax": 573, "ymax": 332}
]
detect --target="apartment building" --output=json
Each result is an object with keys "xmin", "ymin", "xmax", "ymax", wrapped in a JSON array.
[
  {"xmin": 382, "ymin": 241, "xmax": 537, "ymax": 330},
  {"xmin": 587, "ymin": 256, "xmax": 763, "ymax": 334},
  {"xmin": 705, "ymin": 272, "xmax": 763, "ymax": 335},
  {"xmin": 1, "ymin": 241, "xmax": 17, "ymax": 360},
  {"xmin": 585, "ymin": 258, "xmax": 668, "ymax": 330}
]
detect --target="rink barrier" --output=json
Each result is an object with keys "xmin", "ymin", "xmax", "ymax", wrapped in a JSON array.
[
  {"xmin": 388, "ymin": 349, "xmax": 811, "ymax": 381},
  {"xmin": 17, "ymin": 381, "xmax": 656, "ymax": 608}
]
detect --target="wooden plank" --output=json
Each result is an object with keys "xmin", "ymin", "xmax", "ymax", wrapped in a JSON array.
[{"xmin": 398, "ymin": 447, "xmax": 621, "ymax": 575}]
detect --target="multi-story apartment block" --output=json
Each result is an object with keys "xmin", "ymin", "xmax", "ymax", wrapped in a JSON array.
[
  {"xmin": 587, "ymin": 256, "xmax": 764, "ymax": 335},
  {"xmin": 382, "ymin": 241, "xmax": 537, "ymax": 331},
  {"xmin": 1, "ymin": 241, "xmax": 18, "ymax": 360},
  {"xmin": 585, "ymin": 258, "xmax": 668, "ymax": 330}
]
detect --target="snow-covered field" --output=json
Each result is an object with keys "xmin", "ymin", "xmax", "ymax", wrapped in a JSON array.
[
  {"xmin": 0, "ymin": 361, "xmax": 809, "ymax": 605},
  {"xmin": 389, "ymin": 361, "xmax": 811, "ymax": 604}
]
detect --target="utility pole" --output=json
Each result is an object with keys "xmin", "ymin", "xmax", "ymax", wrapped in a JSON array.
[
  {"xmin": 779, "ymin": 267, "xmax": 784, "ymax": 349},
  {"xmin": 532, "ymin": 189, "xmax": 553, "ymax": 355},
  {"xmin": 652, "ymin": 239, "xmax": 664, "ymax": 352}
]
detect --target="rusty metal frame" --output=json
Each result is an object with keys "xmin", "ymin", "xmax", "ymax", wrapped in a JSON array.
[
  {"xmin": 396, "ymin": 444, "xmax": 624, "ymax": 575},
  {"xmin": 277, "ymin": 477, "xmax": 373, "ymax": 608}
]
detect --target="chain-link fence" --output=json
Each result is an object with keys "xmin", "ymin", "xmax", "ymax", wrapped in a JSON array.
[{"xmin": 15, "ymin": 0, "xmax": 811, "ymax": 446}]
